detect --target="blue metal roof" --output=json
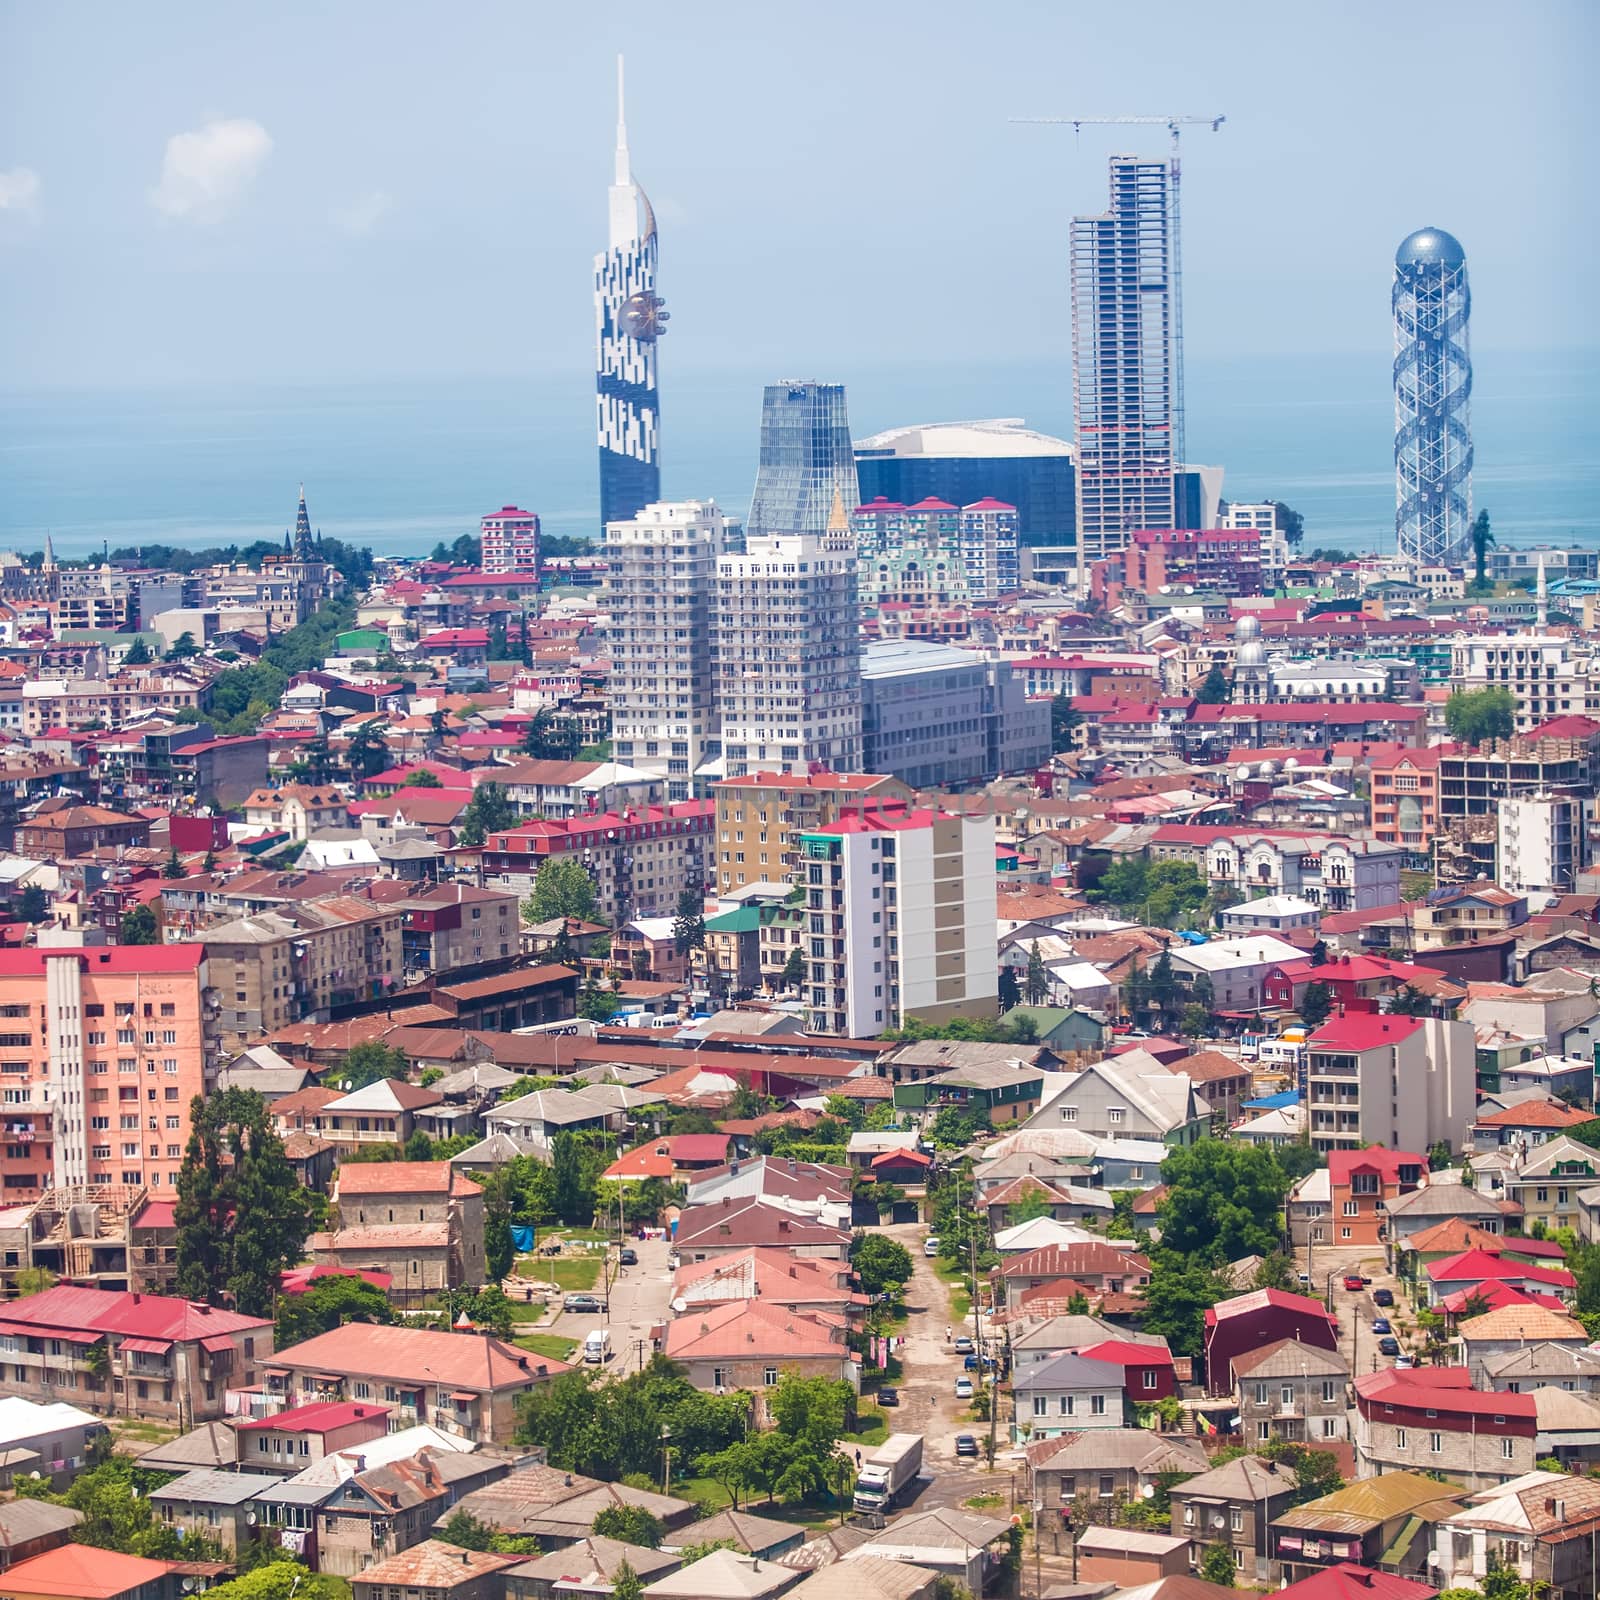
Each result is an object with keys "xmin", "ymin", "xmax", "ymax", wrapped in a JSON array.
[{"xmin": 1243, "ymin": 1090, "xmax": 1300, "ymax": 1110}]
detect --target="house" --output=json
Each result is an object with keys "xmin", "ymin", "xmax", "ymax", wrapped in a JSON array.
[
  {"xmin": 447, "ymin": 1463, "xmax": 696, "ymax": 1547},
  {"xmin": 843, "ymin": 1507, "xmax": 1012, "ymax": 1595},
  {"xmin": 1028, "ymin": 1058, "xmax": 1212, "ymax": 1146},
  {"xmin": 1427, "ymin": 1468, "xmax": 1600, "ymax": 1599},
  {"xmin": 1271, "ymin": 1472, "xmax": 1467, "ymax": 1585},
  {"xmin": 1413, "ymin": 883, "xmax": 1529, "ymax": 947},
  {"xmin": 1167, "ymin": 935, "xmax": 1307, "ymax": 1013},
  {"xmin": 0, "ymin": 1544, "xmax": 184, "ymax": 1600},
  {"xmin": 242, "ymin": 784, "xmax": 350, "ymax": 841},
  {"xmin": 1075, "ymin": 1339, "xmax": 1178, "ymax": 1406},
  {"xmin": 233, "ymin": 1399, "xmax": 391, "ymax": 1475},
  {"xmin": 1482, "ymin": 1341, "xmax": 1600, "ymax": 1396},
  {"xmin": 1168, "ymin": 1454, "xmax": 1299, "ymax": 1588},
  {"xmin": 1326, "ymin": 1149, "xmax": 1427, "ymax": 1249},
  {"xmin": 1382, "ymin": 1182, "xmax": 1505, "ymax": 1265},
  {"xmin": 642, "ymin": 1547, "xmax": 803, "ymax": 1600},
  {"xmin": 1008, "ymin": 1314, "xmax": 1148, "ymax": 1371},
  {"xmin": 313, "ymin": 1449, "xmax": 464, "ymax": 1580},
  {"xmin": 311, "ymin": 1160, "xmax": 487, "ymax": 1294},
  {"xmin": 1074, "ymin": 1526, "xmax": 1191, "ymax": 1587},
  {"xmin": 1024, "ymin": 1428, "xmax": 1209, "ymax": 1555},
  {"xmin": 1504, "ymin": 1137, "xmax": 1600, "ymax": 1234},
  {"xmin": 604, "ymin": 1135, "xmax": 734, "ymax": 1184},
  {"xmin": 672, "ymin": 1198, "xmax": 853, "ymax": 1263},
  {"xmin": 266, "ymin": 1323, "xmax": 571, "ymax": 1445},
  {"xmin": 318, "ymin": 1078, "xmax": 444, "ymax": 1148},
  {"xmin": 505, "ymin": 1536, "xmax": 683, "ymax": 1600},
  {"xmin": 1202, "ymin": 1289, "xmax": 1340, "ymax": 1397},
  {"xmin": 891, "ymin": 1059, "xmax": 1048, "ymax": 1126},
  {"xmin": 0, "ymin": 1286, "xmax": 272, "ymax": 1426},
  {"xmin": 1232, "ymin": 1340, "xmax": 1350, "ymax": 1447},
  {"xmin": 671, "ymin": 1250, "xmax": 863, "ymax": 1323},
  {"xmin": 661, "ymin": 1299, "xmax": 860, "ymax": 1392},
  {"xmin": 0, "ymin": 1397, "xmax": 109, "ymax": 1490},
  {"xmin": 353, "ymin": 1539, "xmax": 525, "ymax": 1600},
  {"xmin": 1161, "ymin": 1050, "xmax": 1253, "ymax": 1125},
  {"xmin": 982, "ymin": 1174, "xmax": 1116, "ymax": 1228},
  {"xmin": 149, "ymin": 1468, "xmax": 281, "ymax": 1553},
  {"xmin": 483, "ymin": 1086, "xmax": 634, "ymax": 1154},
  {"xmin": 993, "ymin": 1241, "xmax": 1152, "ymax": 1308},
  {"xmin": 0, "ymin": 1501, "xmax": 81, "ymax": 1574},
  {"xmin": 1457, "ymin": 1305, "xmax": 1589, "ymax": 1386},
  {"xmin": 1353, "ymin": 1366, "xmax": 1538, "ymax": 1490},
  {"xmin": 1012, "ymin": 1352, "xmax": 1127, "ymax": 1440},
  {"xmin": 682, "ymin": 1510, "xmax": 807, "ymax": 1562}
]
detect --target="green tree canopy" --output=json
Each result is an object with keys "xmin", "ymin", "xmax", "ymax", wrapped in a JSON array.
[
  {"xmin": 1299, "ymin": 982, "xmax": 1333, "ymax": 1029},
  {"xmin": 176, "ymin": 1088, "xmax": 317, "ymax": 1315},
  {"xmin": 1157, "ymin": 1141, "xmax": 1290, "ymax": 1264},
  {"xmin": 592, "ymin": 1505, "xmax": 665, "ymax": 1548},
  {"xmin": 524, "ymin": 856, "xmax": 601, "ymax": 926},
  {"xmin": 457, "ymin": 781, "xmax": 519, "ymax": 847},
  {"xmin": 851, "ymin": 1233, "xmax": 913, "ymax": 1296},
  {"xmin": 274, "ymin": 1272, "xmax": 393, "ymax": 1348},
  {"xmin": 1140, "ymin": 1258, "xmax": 1233, "ymax": 1360},
  {"xmin": 332, "ymin": 1040, "xmax": 412, "ymax": 1092},
  {"xmin": 17, "ymin": 884, "xmax": 50, "ymax": 924},
  {"xmin": 1444, "ymin": 686, "xmax": 1515, "ymax": 747},
  {"xmin": 1194, "ymin": 663, "xmax": 1230, "ymax": 704},
  {"xmin": 119, "ymin": 903, "xmax": 161, "ymax": 944}
]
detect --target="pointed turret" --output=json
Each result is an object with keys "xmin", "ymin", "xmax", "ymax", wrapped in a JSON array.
[
  {"xmin": 41, "ymin": 532, "xmax": 56, "ymax": 574},
  {"xmin": 293, "ymin": 484, "xmax": 313, "ymax": 559},
  {"xmin": 1536, "ymin": 551, "xmax": 1549, "ymax": 631}
]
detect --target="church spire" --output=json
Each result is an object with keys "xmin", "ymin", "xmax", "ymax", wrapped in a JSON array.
[
  {"xmin": 294, "ymin": 484, "xmax": 313, "ymax": 559},
  {"xmin": 42, "ymin": 531, "xmax": 56, "ymax": 574},
  {"xmin": 1536, "ymin": 551, "xmax": 1549, "ymax": 631}
]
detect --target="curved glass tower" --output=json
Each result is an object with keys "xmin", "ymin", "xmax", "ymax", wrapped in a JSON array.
[
  {"xmin": 595, "ymin": 57, "xmax": 666, "ymax": 531},
  {"xmin": 1393, "ymin": 227, "xmax": 1472, "ymax": 565}
]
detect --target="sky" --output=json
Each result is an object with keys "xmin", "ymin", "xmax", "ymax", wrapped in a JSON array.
[{"xmin": 0, "ymin": 1, "xmax": 1594, "ymax": 390}]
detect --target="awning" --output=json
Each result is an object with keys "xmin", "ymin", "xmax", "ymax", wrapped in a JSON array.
[
  {"xmin": 120, "ymin": 1337, "xmax": 173, "ymax": 1355},
  {"xmin": 448, "ymin": 1391, "xmax": 477, "ymax": 1403},
  {"xmin": 61, "ymin": 1331, "xmax": 100, "ymax": 1345},
  {"xmin": 200, "ymin": 1334, "xmax": 236, "ymax": 1355}
]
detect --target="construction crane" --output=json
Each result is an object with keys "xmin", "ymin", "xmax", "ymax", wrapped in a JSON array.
[{"xmin": 1011, "ymin": 113, "xmax": 1225, "ymax": 472}]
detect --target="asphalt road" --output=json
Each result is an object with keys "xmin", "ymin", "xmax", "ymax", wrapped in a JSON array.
[{"xmin": 528, "ymin": 1232, "xmax": 678, "ymax": 1375}]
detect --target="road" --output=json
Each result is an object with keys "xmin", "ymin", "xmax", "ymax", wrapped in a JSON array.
[
  {"xmin": 518, "ymin": 1233, "xmax": 678, "ymax": 1375},
  {"xmin": 1302, "ymin": 1240, "xmax": 1412, "ymax": 1379}
]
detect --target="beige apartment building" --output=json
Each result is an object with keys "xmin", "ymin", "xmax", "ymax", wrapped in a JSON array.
[
  {"xmin": 712, "ymin": 771, "xmax": 910, "ymax": 896},
  {"xmin": 20, "ymin": 671, "xmax": 210, "ymax": 734},
  {"xmin": 198, "ymin": 898, "xmax": 403, "ymax": 1043}
]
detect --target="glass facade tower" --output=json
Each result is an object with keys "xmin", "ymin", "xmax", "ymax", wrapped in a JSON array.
[
  {"xmin": 747, "ymin": 381, "xmax": 860, "ymax": 538},
  {"xmin": 1070, "ymin": 156, "xmax": 1176, "ymax": 568},
  {"xmin": 595, "ymin": 58, "xmax": 666, "ymax": 531}
]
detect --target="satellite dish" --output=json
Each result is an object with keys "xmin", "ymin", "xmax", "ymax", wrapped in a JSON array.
[
  {"xmin": 1234, "ymin": 766, "xmax": 1250, "ymax": 782},
  {"xmin": 27, "ymin": 1471, "xmax": 39, "ymax": 1481},
  {"xmin": 1284, "ymin": 757, "xmax": 1299, "ymax": 771},
  {"xmin": 1140, "ymin": 1484, "xmax": 1156, "ymax": 1500},
  {"xmin": 182, "ymin": 1582, "xmax": 199, "ymax": 1596},
  {"xmin": 1211, "ymin": 1513, "xmax": 1228, "ymax": 1530},
  {"xmin": 246, "ymin": 1510, "xmax": 258, "ymax": 1526}
]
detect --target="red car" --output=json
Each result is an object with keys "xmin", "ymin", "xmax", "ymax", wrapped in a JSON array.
[{"xmin": 1343, "ymin": 1274, "xmax": 1366, "ymax": 1292}]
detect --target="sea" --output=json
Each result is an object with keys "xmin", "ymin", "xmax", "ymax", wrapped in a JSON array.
[{"xmin": 1, "ymin": 348, "xmax": 1595, "ymax": 559}]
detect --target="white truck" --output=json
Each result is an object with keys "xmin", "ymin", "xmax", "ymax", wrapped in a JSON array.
[
  {"xmin": 852, "ymin": 1432, "xmax": 923, "ymax": 1514},
  {"xmin": 582, "ymin": 1328, "xmax": 611, "ymax": 1364}
]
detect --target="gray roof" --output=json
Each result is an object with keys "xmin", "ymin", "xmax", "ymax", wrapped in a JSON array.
[
  {"xmin": 150, "ymin": 1468, "xmax": 281, "ymax": 1506},
  {"xmin": 888, "ymin": 1040, "xmax": 1049, "ymax": 1070},
  {"xmin": 851, "ymin": 1507, "xmax": 1012, "ymax": 1558},
  {"xmin": 686, "ymin": 1509, "xmax": 808, "ymax": 1555},
  {"xmin": 787, "ymin": 1556, "xmax": 933, "ymax": 1600},
  {"xmin": 1013, "ymin": 1351, "xmax": 1126, "ymax": 1392},
  {"xmin": 0, "ymin": 1500, "xmax": 81, "ymax": 1547},
  {"xmin": 1385, "ymin": 1184, "xmax": 1506, "ymax": 1220},
  {"xmin": 510, "ymin": 1535, "xmax": 681, "ymax": 1585},
  {"xmin": 777, "ymin": 1526, "xmax": 874, "ymax": 1572},
  {"xmin": 1484, "ymin": 1342, "xmax": 1600, "ymax": 1379},
  {"xmin": 450, "ymin": 1130, "xmax": 541, "ymax": 1165},
  {"xmin": 1231, "ymin": 1340, "xmax": 1349, "ymax": 1380},
  {"xmin": 643, "ymin": 1548, "xmax": 799, "ymax": 1599},
  {"xmin": 1168, "ymin": 1454, "xmax": 1298, "ymax": 1504},
  {"xmin": 137, "ymin": 1421, "xmax": 239, "ymax": 1473},
  {"xmin": 923, "ymin": 1059, "xmax": 1049, "ymax": 1092},
  {"xmin": 1011, "ymin": 1316, "xmax": 1152, "ymax": 1352},
  {"xmin": 433, "ymin": 1062, "xmax": 522, "ymax": 1098},
  {"xmin": 1025, "ymin": 1427, "xmax": 1207, "ymax": 1475}
]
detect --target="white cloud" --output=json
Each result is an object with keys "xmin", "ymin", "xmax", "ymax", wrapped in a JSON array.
[
  {"xmin": 332, "ymin": 189, "xmax": 391, "ymax": 238},
  {"xmin": 151, "ymin": 118, "xmax": 272, "ymax": 221},
  {"xmin": 0, "ymin": 168, "xmax": 41, "ymax": 213}
]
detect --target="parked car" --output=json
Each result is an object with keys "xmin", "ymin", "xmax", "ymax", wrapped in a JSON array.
[
  {"xmin": 954, "ymin": 1377, "xmax": 974, "ymax": 1400},
  {"xmin": 1374, "ymin": 1287, "xmax": 1394, "ymax": 1307},
  {"xmin": 953, "ymin": 1335, "xmax": 975, "ymax": 1355},
  {"xmin": 1395, "ymin": 1354, "xmax": 1415, "ymax": 1369},
  {"xmin": 876, "ymin": 1387, "xmax": 899, "ymax": 1407},
  {"xmin": 1343, "ymin": 1274, "xmax": 1366, "ymax": 1292},
  {"xmin": 1372, "ymin": 1317, "xmax": 1392, "ymax": 1334},
  {"xmin": 964, "ymin": 1353, "xmax": 999, "ymax": 1372},
  {"xmin": 563, "ymin": 1294, "xmax": 603, "ymax": 1314},
  {"xmin": 924, "ymin": 1236, "xmax": 942, "ymax": 1257},
  {"xmin": 1378, "ymin": 1336, "xmax": 1401, "ymax": 1357},
  {"xmin": 619, "ymin": 1247, "xmax": 637, "ymax": 1266},
  {"xmin": 955, "ymin": 1434, "xmax": 979, "ymax": 1458}
]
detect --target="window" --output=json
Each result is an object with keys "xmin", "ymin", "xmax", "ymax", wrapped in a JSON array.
[
  {"xmin": 1256, "ymin": 1421, "xmax": 1270, "ymax": 1440},
  {"xmin": 1107, "ymin": 1107, "xmax": 1125, "ymax": 1124},
  {"xmin": 1143, "ymin": 1370, "xmax": 1159, "ymax": 1390},
  {"xmin": 1230, "ymin": 1508, "xmax": 1243, "ymax": 1532},
  {"xmin": 1501, "ymin": 1438, "xmax": 1515, "ymax": 1460},
  {"xmin": 1059, "ymin": 1105, "xmax": 1077, "ymax": 1123},
  {"xmin": 1322, "ymin": 1380, "xmax": 1338, "ymax": 1404},
  {"xmin": 1430, "ymin": 1433, "xmax": 1442, "ymax": 1454},
  {"xmin": 1342, "ymin": 1201, "xmax": 1359, "ymax": 1217},
  {"xmin": 712, "ymin": 1367, "xmax": 729, "ymax": 1389},
  {"xmin": 1098, "ymin": 1475, "xmax": 1113, "ymax": 1499},
  {"xmin": 1322, "ymin": 1418, "xmax": 1338, "ymax": 1439},
  {"xmin": 1091, "ymin": 1393, "xmax": 1106, "ymax": 1415},
  {"xmin": 1034, "ymin": 1395, "xmax": 1048, "ymax": 1417},
  {"xmin": 1255, "ymin": 1383, "xmax": 1269, "ymax": 1405},
  {"xmin": 763, "ymin": 1367, "xmax": 778, "ymax": 1386},
  {"xmin": 1396, "ymin": 1429, "xmax": 1407, "ymax": 1449}
]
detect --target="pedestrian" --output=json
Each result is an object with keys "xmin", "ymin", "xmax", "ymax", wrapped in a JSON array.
[
  {"xmin": 855, "ymin": 1449, "xmax": 862, "ymax": 1467},
  {"xmin": 945, "ymin": 1325, "xmax": 951, "ymax": 1343}
]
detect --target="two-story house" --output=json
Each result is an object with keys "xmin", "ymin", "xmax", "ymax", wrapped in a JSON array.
[
  {"xmin": 1327, "ymin": 1148, "xmax": 1427, "ymax": 1249},
  {"xmin": 1231, "ymin": 1339, "xmax": 1349, "ymax": 1448},
  {"xmin": 1026, "ymin": 1059, "xmax": 1212, "ymax": 1147},
  {"xmin": 1012, "ymin": 1352, "xmax": 1126, "ymax": 1442},
  {"xmin": 1505, "ymin": 1136, "xmax": 1600, "ymax": 1235},
  {"xmin": 1168, "ymin": 1455, "xmax": 1299, "ymax": 1587}
]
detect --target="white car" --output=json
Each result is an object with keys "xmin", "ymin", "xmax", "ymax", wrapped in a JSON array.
[
  {"xmin": 954, "ymin": 1376, "xmax": 974, "ymax": 1400},
  {"xmin": 924, "ymin": 1236, "xmax": 941, "ymax": 1257}
]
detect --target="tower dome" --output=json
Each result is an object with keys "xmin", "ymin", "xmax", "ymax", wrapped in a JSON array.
[
  {"xmin": 1235, "ymin": 612, "xmax": 1265, "ymax": 666},
  {"xmin": 1395, "ymin": 227, "xmax": 1466, "ymax": 268}
]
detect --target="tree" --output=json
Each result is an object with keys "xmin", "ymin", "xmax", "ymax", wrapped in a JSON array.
[
  {"xmin": 1141, "ymin": 1259, "xmax": 1232, "ymax": 1361},
  {"xmin": 119, "ymin": 903, "xmax": 160, "ymax": 944},
  {"xmin": 782, "ymin": 947, "xmax": 805, "ymax": 990},
  {"xmin": 404, "ymin": 768, "xmax": 444, "ymax": 787},
  {"xmin": 122, "ymin": 636, "xmax": 152, "ymax": 665},
  {"xmin": 1195, "ymin": 663, "xmax": 1230, "ymax": 704},
  {"xmin": 1276, "ymin": 1143, "xmax": 1323, "ymax": 1182},
  {"xmin": 436, "ymin": 1510, "xmax": 494, "ymax": 1550},
  {"xmin": 403, "ymin": 1128, "xmax": 434, "ymax": 1161},
  {"xmin": 1273, "ymin": 501, "xmax": 1305, "ymax": 552},
  {"xmin": 333, "ymin": 1041, "xmax": 411, "ymax": 1092},
  {"xmin": 998, "ymin": 965, "xmax": 1021, "ymax": 1012},
  {"xmin": 14, "ymin": 1265, "xmax": 55, "ymax": 1296},
  {"xmin": 1299, "ymin": 982, "xmax": 1333, "ymax": 1029},
  {"xmin": 523, "ymin": 856, "xmax": 600, "ymax": 926},
  {"xmin": 163, "ymin": 846, "xmax": 185, "ymax": 879},
  {"xmin": 1444, "ymin": 687, "xmax": 1515, "ymax": 748},
  {"xmin": 1008, "ymin": 1182, "xmax": 1056, "ymax": 1224},
  {"xmin": 1468, "ymin": 509, "xmax": 1496, "ymax": 590},
  {"xmin": 673, "ymin": 889, "xmax": 706, "ymax": 958},
  {"xmin": 167, "ymin": 630, "xmax": 200, "ymax": 659},
  {"xmin": 551, "ymin": 1132, "xmax": 593, "ymax": 1225},
  {"xmin": 275, "ymin": 1273, "xmax": 393, "ymax": 1348},
  {"xmin": 592, "ymin": 1505, "xmax": 665, "ymax": 1548},
  {"xmin": 175, "ymin": 1088, "xmax": 317, "ymax": 1315},
  {"xmin": 17, "ymin": 883, "xmax": 50, "ymax": 924},
  {"xmin": 456, "ymin": 781, "xmax": 518, "ymax": 847},
  {"xmin": 1024, "ymin": 941, "xmax": 1049, "ymax": 1006},
  {"xmin": 1199, "ymin": 1543, "xmax": 1236, "ymax": 1587},
  {"xmin": 852, "ymin": 1233, "xmax": 914, "ymax": 1296},
  {"xmin": 613, "ymin": 1560, "xmax": 645, "ymax": 1600},
  {"xmin": 483, "ymin": 1168, "xmax": 516, "ymax": 1285},
  {"xmin": 344, "ymin": 719, "xmax": 392, "ymax": 781},
  {"xmin": 1157, "ymin": 1142, "xmax": 1290, "ymax": 1264},
  {"xmin": 928, "ymin": 1105, "xmax": 991, "ymax": 1150},
  {"xmin": 1050, "ymin": 693, "xmax": 1083, "ymax": 754},
  {"xmin": 578, "ymin": 976, "xmax": 620, "ymax": 1023}
]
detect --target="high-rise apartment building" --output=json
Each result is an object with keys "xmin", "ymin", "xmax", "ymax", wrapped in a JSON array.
[
  {"xmin": 1393, "ymin": 228, "xmax": 1472, "ymax": 567},
  {"xmin": 747, "ymin": 382, "xmax": 859, "ymax": 539},
  {"xmin": 797, "ymin": 802, "xmax": 998, "ymax": 1036},
  {"xmin": 715, "ymin": 500, "xmax": 862, "ymax": 779},
  {"xmin": 595, "ymin": 58, "xmax": 666, "ymax": 530},
  {"xmin": 959, "ymin": 498, "xmax": 1020, "ymax": 599},
  {"xmin": 605, "ymin": 499, "xmax": 729, "ymax": 798},
  {"xmin": 851, "ymin": 497, "xmax": 1019, "ymax": 605},
  {"xmin": 1496, "ymin": 793, "xmax": 1584, "ymax": 897},
  {"xmin": 479, "ymin": 507, "xmax": 540, "ymax": 575},
  {"xmin": 1070, "ymin": 157, "xmax": 1176, "ymax": 569},
  {"xmin": 0, "ymin": 945, "xmax": 217, "ymax": 1199},
  {"xmin": 712, "ymin": 771, "xmax": 910, "ymax": 896}
]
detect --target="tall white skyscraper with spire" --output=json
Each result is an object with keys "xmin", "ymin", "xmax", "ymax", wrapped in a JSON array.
[{"xmin": 595, "ymin": 56, "xmax": 667, "ymax": 531}]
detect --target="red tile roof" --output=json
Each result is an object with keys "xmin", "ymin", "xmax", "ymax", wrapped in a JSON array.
[
  {"xmin": 0, "ymin": 945, "xmax": 205, "ymax": 976},
  {"xmin": 0, "ymin": 1544, "xmax": 180, "ymax": 1599},
  {"xmin": 1326, "ymin": 1149, "xmax": 1427, "ymax": 1188},
  {"xmin": 335, "ymin": 1160, "xmax": 480, "ymax": 1196},
  {"xmin": 273, "ymin": 1323, "xmax": 570, "ymax": 1388},
  {"xmin": 2, "ymin": 1286, "xmax": 269, "ymax": 1341},
  {"xmin": 1476, "ymin": 1099, "xmax": 1594, "ymax": 1129}
]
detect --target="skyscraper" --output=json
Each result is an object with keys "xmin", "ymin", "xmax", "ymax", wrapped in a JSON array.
[
  {"xmin": 716, "ymin": 493, "xmax": 861, "ymax": 778},
  {"xmin": 1393, "ymin": 227, "xmax": 1473, "ymax": 567},
  {"xmin": 1070, "ymin": 156, "xmax": 1176, "ymax": 572},
  {"xmin": 747, "ymin": 381, "xmax": 859, "ymax": 538},
  {"xmin": 595, "ymin": 58, "xmax": 667, "ymax": 531},
  {"xmin": 604, "ymin": 500, "xmax": 728, "ymax": 800}
]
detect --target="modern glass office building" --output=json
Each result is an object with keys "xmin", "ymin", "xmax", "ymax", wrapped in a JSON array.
[
  {"xmin": 747, "ymin": 381, "xmax": 859, "ymax": 538},
  {"xmin": 595, "ymin": 59, "xmax": 666, "ymax": 531}
]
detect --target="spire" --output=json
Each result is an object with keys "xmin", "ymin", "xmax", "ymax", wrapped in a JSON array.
[
  {"xmin": 294, "ymin": 484, "xmax": 313, "ymax": 559},
  {"xmin": 1536, "ymin": 552, "xmax": 1548, "ymax": 630},
  {"xmin": 42, "ymin": 532, "xmax": 55, "ymax": 573},
  {"xmin": 607, "ymin": 54, "xmax": 642, "ymax": 249},
  {"xmin": 615, "ymin": 54, "xmax": 630, "ymax": 187}
]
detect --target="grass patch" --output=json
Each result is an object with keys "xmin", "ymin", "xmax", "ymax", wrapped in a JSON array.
[
  {"xmin": 670, "ymin": 1476, "xmax": 856, "ymax": 1531},
  {"xmin": 964, "ymin": 1493, "xmax": 1004, "ymax": 1509},
  {"xmin": 550, "ymin": 1257, "xmax": 602, "ymax": 1291},
  {"xmin": 516, "ymin": 1332, "xmax": 580, "ymax": 1361},
  {"xmin": 111, "ymin": 1419, "xmax": 177, "ymax": 1444},
  {"xmin": 852, "ymin": 1405, "xmax": 890, "ymax": 1447}
]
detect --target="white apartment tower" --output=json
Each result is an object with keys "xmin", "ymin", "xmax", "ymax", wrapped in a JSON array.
[
  {"xmin": 715, "ymin": 496, "xmax": 862, "ymax": 778},
  {"xmin": 604, "ymin": 499, "xmax": 729, "ymax": 800},
  {"xmin": 1497, "ymin": 793, "xmax": 1584, "ymax": 897},
  {"xmin": 797, "ymin": 802, "xmax": 999, "ymax": 1037}
]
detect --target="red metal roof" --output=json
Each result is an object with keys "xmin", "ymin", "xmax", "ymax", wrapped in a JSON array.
[
  {"xmin": 1307, "ymin": 1014, "xmax": 1425, "ymax": 1052},
  {"xmin": 0, "ymin": 945, "xmax": 204, "ymax": 976},
  {"xmin": 236, "ymin": 1400, "xmax": 389, "ymax": 1434},
  {"xmin": 3, "ymin": 1286, "xmax": 270, "ymax": 1340}
]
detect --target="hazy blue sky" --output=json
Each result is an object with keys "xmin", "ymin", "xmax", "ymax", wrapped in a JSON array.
[{"xmin": 1, "ymin": 1, "xmax": 1593, "ymax": 389}]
